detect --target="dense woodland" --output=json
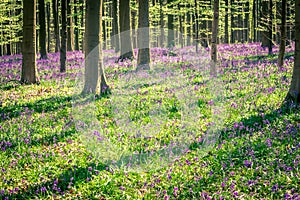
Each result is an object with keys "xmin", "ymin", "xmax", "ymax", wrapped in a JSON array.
[{"xmin": 0, "ymin": 0, "xmax": 300, "ymax": 199}]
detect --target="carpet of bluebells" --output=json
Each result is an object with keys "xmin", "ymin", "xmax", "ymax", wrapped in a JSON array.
[{"xmin": 0, "ymin": 43, "xmax": 300, "ymax": 199}]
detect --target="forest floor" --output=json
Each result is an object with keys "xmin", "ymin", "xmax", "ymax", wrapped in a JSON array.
[{"xmin": 0, "ymin": 43, "xmax": 299, "ymax": 199}]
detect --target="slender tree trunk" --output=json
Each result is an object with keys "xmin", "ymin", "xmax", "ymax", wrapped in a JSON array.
[
  {"xmin": 245, "ymin": 1, "xmax": 249, "ymax": 42},
  {"xmin": 211, "ymin": 0, "xmax": 219, "ymax": 77},
  {"xmin": 252, "ymin": 0, "xmax": 257, "ymax": 42},
  {"xmin": 46, "ymin": 2, "xmax": 51, "ymax": 53},
  {"xmin": 230, "ymin": 0, "xmax": 235, "ymax": 43},
  {"xmin": 286, "ymin": 0, "xmax": 300, "ymax": 103},
  {"xmin": 186, "ymin": 4, "xmax": 191, "ymax": 46},
  {"xmin": 194, "ymin": 0, "xmax": 199, "ymax": 51},
  {"xmin": 131, "ymin": 8, "xmax": 137, "ymax": 49},
  {"xmin": 268, "ymin": 0, "xmax": 273, "ymax": 54},
  {"xmin": 261, "ymin": 0, "xmax": 269, "ymax": 48},
  {"xmin": 60, "ymin": 0, "xmax": 67, "ymax": 72},
  {"xmin": 112, "ymin": 0, "xmax": 120, "ymax": 52},
  {"xmin": 119, "ymin": 0, "xmax": 134, "ymax": 60},
  {"xmin": 137, "ymin": 0, "xmax": 150, "ymax": 70},
  {"xmin": 22, "ymin": 0, "xmax": 39, "ymax": 84},
  {"xmin": 277, "ymin": 0, "xmax": 286, "ymax": 68},
  {"xmin": 83, "ymin": 0, "xmax": 109, "ymax": 94},
  {"xmin": 224, "ymin": 0, "xmax": 229, "ymax": 43},
  {"xmin": 52, "ymin": 0, "xmax": 60, "ymax": 52},
  {"xmin": 159, "ymin": 0, "xmax": 165, "ymax": 47},
  {"xmin": 211, "ymin": 0, "xmax": 219, "ymax": 64},
  {"xmin": 102, "ymin": 0, "xmax": 107, "ymax": 50},
  {"xmin": 74, "ymin": 0, "xmax": 80, "ymax": 50},
  {"xmin": 67, "ymin": 0, "xmax": 74, "ymax": 51},
  {"xmin": 167, "ymin": 0, "xmax": 174, "ymax": 47},
  {"xmin": 39, "ymin": 0, "xmax": 47, "ymax": 59}
]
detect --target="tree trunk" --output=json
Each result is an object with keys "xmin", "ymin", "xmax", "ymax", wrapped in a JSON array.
[
  {"xmin": 211, "ymin": 0, "xmax": 219, "ymax": 64},
  {"xmin": 230, "ymin": 0, "xmax": 235, "ymax": 43},
  {"xmin": 83, "ymin": 0, "xmax": 109, "ymax": 94},
  {"xmin": 245, "ymin": 1, "xmax": 249, "ymax": 42},
  {"xmin": 74, "ymin": 0, "xmax": 80, "ymax": 50},
  {"xmin": 131, "ymin": 7, "xmax": 137, "ymax": 49},
  {"xmin": 67, "ymin": 0, "xmax": 74, "ymax": 51},
  {"xmin": 119, "ymin": 0, "xmax": 134, "ymax": 60},
  {"xmin": 111, "ymin": 0, "xmax": 120, "ymax": 52},
  {"xmin": 102, "ymin": 0, "xmax": 107, "ymax": 50},
  {"xmin": 224, "ymin": 0, "xmax": 229, "ymax": 43},
  {"xmin": 286, "ymin": 0, "xmax": 300, "ymax": 103},
  {"xmin": 137, "ymin": 0, "xmax": 150, "ymax": 70},
  {"xmin": 46, "ymin": 2, "xmax": 51, "ymax": 53},
  {"xmin": 22, "ymin": 0, "xmax": 39, "ymax": 84},
  {"xmin": 159, "ymin": 0, "xmax": 165, "ymax": 47},
  {"xmin": 52, "ymin": 0, "xmax": 60, "ymax": 52},
  {"xmin": 277, "ymin": 0, "xmax": 286, "ymax": 68},
  {"xmin": 167, "ymin": 0, "xmax": 174, "ymax": 47},
  {"xmin": 60, "ymin": 0, "xmax": 67, "ymax": 72},
  {"xmin": 252, "ymin": 0, "xmax": 257, "ymax": 42},
  {"xmin": 261, "ymin": 0, "xmax": 269, "ymax": 48},
  {"xmin": 39, "ymin": 0, "xmax": 47, "ymax": 59},
  {"xmin": 186, "ymin": 4, "xmax": 191, "ymax": 46},
  {"xmin": 268, "ymin": 0, "xmax": 273, "ymax": 54}
]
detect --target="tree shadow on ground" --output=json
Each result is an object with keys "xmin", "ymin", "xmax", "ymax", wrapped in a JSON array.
[{"xmin": 0, "ymin": 95, "xmax": 73, "ymax": 122}]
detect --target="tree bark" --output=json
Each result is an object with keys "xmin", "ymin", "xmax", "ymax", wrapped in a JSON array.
[
  {"xmin": 111, "ymin": 0, "xmax": 120, "ymax": 52},
  {"xmin": 268, "ymin": 0, "xmax": 273, "ymax": 54},
  {"xmin": 46, "ymin": 2, "xmax": 51, "ymax": 53},
  {"xmin": 74, "ymin": 0, "xmax": 80, "ymax": 50},
  {"xmin": 39, "ymin": 0, "xmax": 47, "ymax": 59},
  {"xmin": 224, "ymin": 0, "xmax": 229, "ymax": 43},
  {"xmin": 167, "ymin": 0, "xmax": 174, "ymax": 47},
  {"xmin": 211, "ymin": 0, "xmax": 219, "ymax": 65},
  {"xmin": 277, "ymin": 0, "xmax": 286, "ymax": 68},
  {"xmin": 102, "ymin": 0, "xmax": 107, "ymax": 50},
  {"xmin": 67, "ymin": 0, "xmax": 74, "ymax": 51},
  {"xmin": 83, "ymin": 0, "xmax": 109, "ymax": 94},
  {"xmin": 137, "ymin": 0, "xmax": 150, "ymax": 70},
  {"xmin": 60, "ymin": 0, "xmax": 67, "ymax": 72},
  {"xmin": 159, "ymin": 0, "xmax": 165, "ymax": 47},
  {"xmin": 286, "ymin": 0, "xmax": 300, "ymax": 103},
  {"xmin": 52, "ymin": 0, "xmax": 60, "ymax": 52},
  {"xmin": 119, "ymin": 0, "xmax": 134, "ymax": 60},
  {"xmin": 21, "ymin": 0, "xmax": 39, "ymax": 84}
]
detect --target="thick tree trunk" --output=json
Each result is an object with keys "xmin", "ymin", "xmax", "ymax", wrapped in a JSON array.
[
  {"xmin": 277, "ymin": 0, "xmax": 286, "ymax": 68},
  {"xmin": 39, "ymin": 0, "xmax": 47, "ymax": 59},
  {"xmin": 52, "ymin": 0, "xmax": 60, "ymax": 52},
  {"xmin": 74, "ymin": 0, "xmax": 80, "ymax": 50},
  {"xmin": 22, "ymin": 0, "xmax": 39, "ymax": 84},
  {"xmin": 111, "ymin": 0, "xmax": 120, "ymax": 52},
  {"xmin": 60, "ymin": 0, "xmax": 67, "ymax": 72},
  {"xmin": 67, "ymin": 0, "xmax": 74, "ymax": 51},
  {"xmin": 287, "ymin": 0, "xmax": 300, "ymax": 103},
  {"xmin": 137, "ymin": 0, "xmax": 150, "ymax": 70},
  {"xmin": 83, "ymin": 0, "xmax": 109, "ymax": 94},
  {"xmin": 119, "ymin": 0, "xmax": 134, "ymax": 60},
  {"xmin": 167, "ymin": 0, "xmax": 174, "ymax": 47},
  {"xmin": 261, "ymin": 0, "xmax": 269, "ymax": 48}
]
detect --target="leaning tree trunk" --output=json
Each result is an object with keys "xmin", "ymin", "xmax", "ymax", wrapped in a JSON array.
[
  {"xmin": 137, "ymin": 0, "xmax": 150, "ymax": 70},
  {"xmin": 286, "ymin": 0, "xmax": 300, "ymax": 103},
  {"xmin": 119, "ymin": 0, "xmax": 134, "ymax": 60},
  {"xmin": 67, "ymin": 0, "xmax": 74, "ymax": 51},
  {"xmin": 83, "ymin": 0, "xmax": 109, "ymax": 95},
  {"xmin": 21, "ymin": 0, "xmax": 39, "ymax": 84},
  {"xmin": 211, "ymin": 0, "xmax": 219, "ymax": 75},
  {"xmin": 60, "ymin": 0, "xmax": 67, "ymax": 72},
  {"xmin": 52, "ymin": 0, "xmax": 60, "ymax": 52},
  {"xmin": 39, "ymin": 0, "xmax": 47, "ymax": 59},
  {"xmin": 277, "ymin": 0, "xmax": 287, "ymax": 68}
]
